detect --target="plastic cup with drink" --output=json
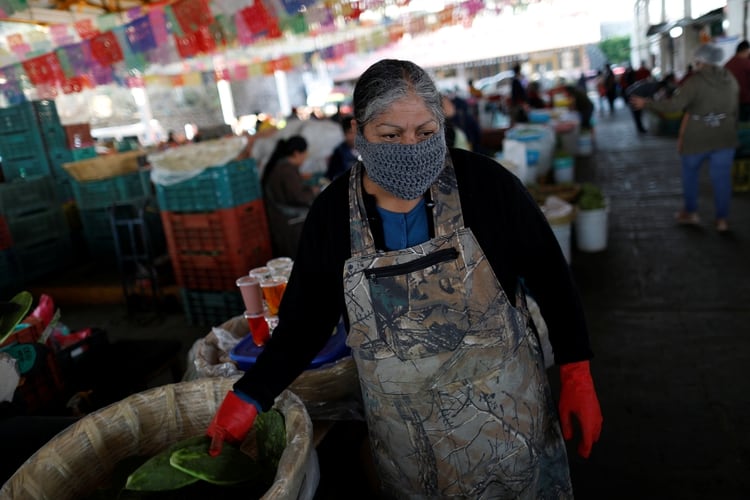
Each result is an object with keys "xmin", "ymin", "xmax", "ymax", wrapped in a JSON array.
[
  {"xmin": 237, "ymin": 276, "xmax": 271, "ymax": 346},
  {"xmin": 243, "ymin": 310, "xmax": 270, "ymax": 347},
  {"xmin": 236, "ymin": 276, "xmax": 263, "ymax": 315},
  {"xmin": 260, "ymin": 276, "xmax": 287, "ymax": 316}
]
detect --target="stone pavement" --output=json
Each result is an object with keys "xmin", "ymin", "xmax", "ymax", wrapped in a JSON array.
[{"xmin": 566, "ymin": 104, "xmax": 750, "ymax": 499}]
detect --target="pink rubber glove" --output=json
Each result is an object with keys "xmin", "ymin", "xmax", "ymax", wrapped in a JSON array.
[
  {"xmin": 206, "ymin": 391, "xmax": 258, "ymax": 457},
  {"xmin": 558, "ymin": 360, "xmax": 603, "ymax": 458}
]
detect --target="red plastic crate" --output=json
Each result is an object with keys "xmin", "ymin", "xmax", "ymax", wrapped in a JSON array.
[
  {"xmin": 162, "ymin": 199, "xmax": 272, "ymax": 290},
  {"xmin": 162, "ymin": 200, "xmax": 272, "ymax": 288},
  {"xmin": 170, "ymin": 243, "xmax": 272, "ymax": 290},
  {"xmin": 161, "ymin": 199, "xmax": 270, "ymax": 255}
]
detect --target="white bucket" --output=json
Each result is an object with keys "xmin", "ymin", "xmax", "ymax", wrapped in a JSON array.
[
  {"xmin": 578, "ymin": 131, "xmax": 593, "ymax": 156},
  {"xmin": 550, "ymin": 222, "xmax": 572, "ymax": 264},
  {"xmin": 553, "ymin": 156, "xmax": 574, "ymax": 184},
  {"xmin": 575, "ymin": 208, "xmax": 608, "ymax": 252}
]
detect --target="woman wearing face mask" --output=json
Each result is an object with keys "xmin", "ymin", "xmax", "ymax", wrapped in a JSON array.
[{"xmin": 208, "ymin": 59, "xmax": 602, "ymax": 498}]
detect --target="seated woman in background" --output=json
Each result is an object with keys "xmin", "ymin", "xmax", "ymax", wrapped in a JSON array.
[{"xmin": 261, "ymin": 135, "xmax": 318, "ymax": 259}]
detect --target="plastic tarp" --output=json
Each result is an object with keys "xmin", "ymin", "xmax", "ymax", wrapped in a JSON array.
[{"xmin": 148, "ymin": 135, "xmax": 248, "ymax": 186}]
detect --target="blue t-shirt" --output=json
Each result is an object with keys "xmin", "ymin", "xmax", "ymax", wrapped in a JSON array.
[{"xmin": 376, "ymin": 198, "xmax": 429, "ymax": 251}]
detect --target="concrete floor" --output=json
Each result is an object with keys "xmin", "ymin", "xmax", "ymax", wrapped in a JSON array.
[{"xmin": 12, "ymin": 99, "xmax": 750, "ymax": 498}]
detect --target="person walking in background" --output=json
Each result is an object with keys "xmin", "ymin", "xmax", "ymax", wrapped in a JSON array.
[
  {"xmin": 261, "ymin": 135, "xmax": 318, "ymax": 258},
  {"xmin": 724, "ymin": 39, "xmax": 750, "ymax": 122},
  {"xmin": 564, "ymin": 84, "xmax": 595, "ymax": 130},
  {"xmin": 625, "ymin": 60, "xmax": 653, "ymax": 133},
  {"xmin": 631, "ymin": 43, "xmax": 739, "ymax": 233},
  {"xmin": 602, "ymin": 64, "xmax": 618, "ymax": 114},
  {"xmin": 207, "ymin": 58, "xmax": 602, "ymax": 498},
  {"xmin": 325, "ymin": 114, "xmax": 358, "ymax": 181},
  {"xmin": 634, "ymin": 59, "xmax": 652, "ymax": 83},
  {"xmin": 442, "ymin": 94, "xmax": 472, "ymax": 150},
  {"xmin": 509, "ymin": 62, "xmax": 529, "ymax": 123},
  {"xmin": 448, "ymin": 93, "xmax": 482, "ymax": 152}
]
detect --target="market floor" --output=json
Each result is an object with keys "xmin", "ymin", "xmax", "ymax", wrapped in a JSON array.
[{"xmin": 13, "ymin": 100, "xmax": 750, "ymax": 498}]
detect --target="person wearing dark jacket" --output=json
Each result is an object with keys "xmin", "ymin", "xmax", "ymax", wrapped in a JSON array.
[
  {"xmin": 325, "ymin": 114, "xmax": 358, "ymax": 181},
  {"xmin": 724, "ymin": 39, "xmax": 750, "ymax": 121},
  {"xmin": 208, "ymin": 59, "xmax": 602, "ymax": 498},
  {"xmin": 510, "ymin": 62, "xmax": 529, "ymax": 123},
  {"xmin": 261, "ymin": 135, "xmax": 316, "ymax": 258}
]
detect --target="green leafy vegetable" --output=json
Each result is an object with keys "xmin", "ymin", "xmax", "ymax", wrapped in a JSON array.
[
  {"xmin": 169, "ymin": 437, "xmax": 259, "ymax": 485},
  {"xmin": 254, "ymin": 409, "xmax": 286, "ymax": 472},
  {"xmin": 125, "ymin": 436, "xmax": 205, "ymax": 491}
]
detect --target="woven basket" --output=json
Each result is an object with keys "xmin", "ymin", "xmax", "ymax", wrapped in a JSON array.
[
  {"xmin": 0, "ymin": 378, "xmax": 315, "ymax": 500},
  {"xmin": 62, "ymin": 150, "xmax": 143, "ymax": 182}
]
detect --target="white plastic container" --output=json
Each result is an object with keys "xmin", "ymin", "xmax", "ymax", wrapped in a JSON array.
[
  {"xmin": 505, "ymin": 125, "xmax": 555, "ymax": 178},
  {"xmin": 575, "ymin": 207, "xmax": 608, "ymax": 252},
  {"xmin": 578, "ymin": 130, "xmax": 594, "ymax": 156},
  {"xmin": 553, "ymin": 156, "xmax": 574, "ymax": 184}
]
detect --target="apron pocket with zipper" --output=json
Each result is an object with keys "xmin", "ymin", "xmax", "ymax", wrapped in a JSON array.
[{"xmin": 365, "ymin": 247, "xmax": 470, "ymax": 360}]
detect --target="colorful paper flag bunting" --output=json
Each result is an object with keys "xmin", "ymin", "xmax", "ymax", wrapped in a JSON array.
[{"xmin": 90, "ymin": 31, "xmax": 124, "ymax": 66}]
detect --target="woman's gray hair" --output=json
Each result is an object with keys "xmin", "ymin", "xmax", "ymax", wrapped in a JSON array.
[
  {"xmin": 694, "ymin": 43, "xmax": 724, "ymax": 66},
  {"xmin": 352, "ymin": 59, "xmax": 445, "ymax": 132}
]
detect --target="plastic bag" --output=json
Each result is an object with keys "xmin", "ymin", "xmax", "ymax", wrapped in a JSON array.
[{"xmin": 149, "ymin": 136, "xmax": 248, "ymax": 186}]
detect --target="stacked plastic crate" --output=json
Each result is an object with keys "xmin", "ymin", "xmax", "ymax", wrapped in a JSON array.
[
  {"xmin": 71, "ymin": 166, "xmax": 155, "ymax": 258},
  {"xmin": 0, "ymin": 101, "xmax": 101, "ymax": 291},
  {"xmin": 0, "ymin": 176, "xmax": 71, "ymax": 293},
  {"xmin": 0, "ymin": 101, "xmax": 96, "ymax": 191},
  {"xmin": 155, "ymin": 158, "xmax": 272, "ymax": 326}
]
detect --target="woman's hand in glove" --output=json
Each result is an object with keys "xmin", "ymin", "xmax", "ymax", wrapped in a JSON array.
[
  {"xmin": 206, "ymin": 391, "xmax": 259, "ymax": 457},
  {"xmin": 558, "ymin": 360, "xmax": 603, "ymax": 458}
]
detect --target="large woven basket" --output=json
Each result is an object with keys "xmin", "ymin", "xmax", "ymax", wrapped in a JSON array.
[
  {"xmin": 0, "ymin": 378, "xmax": 315, "ymax": 500},
  {"xmin": 62, "ymin": 150, "xmax": 144, "ymax": 182}
]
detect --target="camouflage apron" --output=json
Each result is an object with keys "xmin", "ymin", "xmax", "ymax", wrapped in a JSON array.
[{"xmin": 343, "ymin": 160, "xmax": 572, "ymax": 499}]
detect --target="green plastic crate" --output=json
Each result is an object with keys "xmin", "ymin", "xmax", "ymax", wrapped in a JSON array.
[
  {"xmin": 1, "ymin": 156, "xmax": 52, "ymax": 182},
  {"xmin": 7, "ymin": 206, "xmax": 68, "ymax": 248},
  {"xmin": 0, "ymin": 130, "xmax": 47, "ymax": 161},
  {"xmin": 41, "ymin": 126, "xmax": 68, "ymax": 151},
  {"xmin": 0, "ymin": 102, "xmax": 37, "ymax": 135},
  {"xmin": 71, "ymin": 170, "xmax": 152, "ymax": 210},
  {"xmin": 0, "ymin": 175, "xmax": 57, "ymax": 217},
  {"xmin": 14, "ymin": 235, "xmax": 73, "ymax": 284},
  {"xmin": 155, "ymin": 158, "xmax": 261, "ymax": 212},
  {"xmin": 180, "ymin": 288, "xmax": 244, "ymax": 326},
  {"xmin": 31, "ymin": 100, "xmax": 60, "ymax": 126},
  {"xmin": 47, "ymin": 147, "xmax": 75, "ymax": 181},
  {"xmin": 0, "ymin": 248, "xmax": 20, "ymax": 293}
]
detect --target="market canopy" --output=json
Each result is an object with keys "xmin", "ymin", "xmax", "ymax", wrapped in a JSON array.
[{"xmin": 646, "ymin": 6, "xmax": 725, "ymax": 37}]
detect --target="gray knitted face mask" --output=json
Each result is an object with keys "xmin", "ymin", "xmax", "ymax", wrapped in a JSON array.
[{"xmin": 355, "ymin": 130, "xmax": 447, "ymax": 200}]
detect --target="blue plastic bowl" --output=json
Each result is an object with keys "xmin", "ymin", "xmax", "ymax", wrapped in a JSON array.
[{"xmin": 230, "ymin": 320, "xmax": 350, "ymax": 370}]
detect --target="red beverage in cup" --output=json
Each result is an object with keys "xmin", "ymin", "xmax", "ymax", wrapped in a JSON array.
[
  {"xmin": 244, "ymin": 311, "xmax": 270, "ymax": 347},
  {"xmin": 260, "ymin": 277, "xmax": 287, "ymax": 316}
]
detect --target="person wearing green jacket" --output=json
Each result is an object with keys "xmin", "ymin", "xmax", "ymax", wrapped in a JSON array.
[{"xmin": 631, "ymin": 43, "xmax": 739, "ymax": 233}]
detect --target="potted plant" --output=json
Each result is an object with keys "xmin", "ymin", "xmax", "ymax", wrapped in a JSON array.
[{"xmin": 575, "ymin": 183, "xmax": 608, "ymax": 252}]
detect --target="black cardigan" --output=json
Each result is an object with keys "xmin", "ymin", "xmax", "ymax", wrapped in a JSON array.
[{"xmin": 234, "ymin": 148, "xmax": 593, "ymax": 410}]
